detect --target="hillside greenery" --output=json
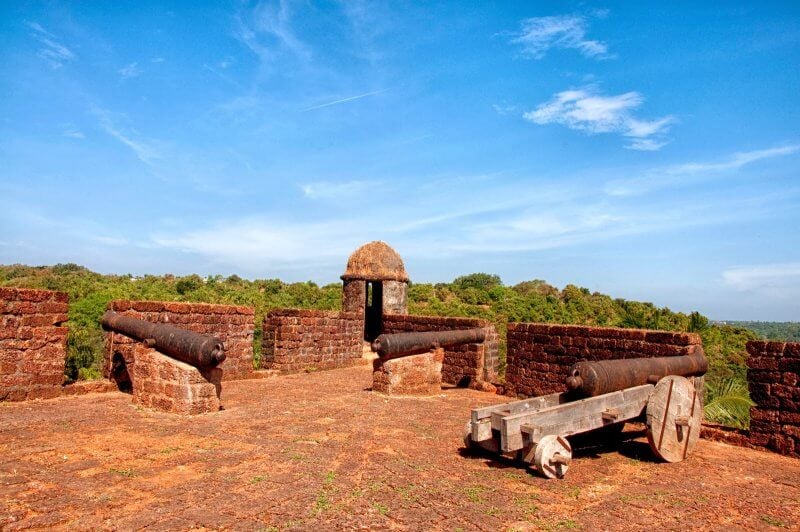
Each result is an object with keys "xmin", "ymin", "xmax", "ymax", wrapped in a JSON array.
[
  {"xmin": 1, "ymin": 264, "xmax": 757, "ymax": 427},
  {"xmin": 723, "ymin": 321, "xmax": 800, "ymax": 342}
]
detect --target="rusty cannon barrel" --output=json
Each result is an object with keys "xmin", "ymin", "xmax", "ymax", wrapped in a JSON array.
[
  {"xmin": 565, "ymin": 348, "xmax": 708, "ymax": 397},
  {"xmin": 371, "ymin": 328, "xmax": 486, "ymax": 359},
  {"xmin": 102, "ymin": 310, "xmax": 226, "ymax": 368}
]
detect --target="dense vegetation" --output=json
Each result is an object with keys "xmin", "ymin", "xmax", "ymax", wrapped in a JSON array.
[
  {"xmin": 724, "ymin": 321, "xmax": 800, "ymax": 342},
  {"xmin": 1, "ymin": 264, "xmax": 757, "ymax": 427}
]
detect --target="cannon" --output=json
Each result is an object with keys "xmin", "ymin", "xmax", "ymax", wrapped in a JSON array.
[
  {"xmin": 464, "ymin": 351, "xmax": 706, "ymax": 479},
  {"xmin": 565, "ymin": 349, "xmax": 708, "ymax": 397},
  {"xmin": 371, "ymin": 328, "xmax": 486, "ymax": 359},
  {"xmin": 102, "ymin": 310, "xmax": 226, "ymax": 368}
]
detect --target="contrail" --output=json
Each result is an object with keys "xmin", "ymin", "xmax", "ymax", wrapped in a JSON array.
[{"xmin": 300, "ymin": 89, "xmax": 388, "ymax": 112}]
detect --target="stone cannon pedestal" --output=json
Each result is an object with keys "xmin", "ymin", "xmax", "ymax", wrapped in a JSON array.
[
  {"xmin": 372, "ymin": 348, "xmax": 443, "ymax": 395},
  {"xmin": 129, "ymin": 344, "xmax": 222, "ymax": 415}
]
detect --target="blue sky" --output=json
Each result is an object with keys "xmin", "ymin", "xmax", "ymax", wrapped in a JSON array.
[{"xmin": 1, "ymin": 1, "xmax": 799, "ymax": 320}]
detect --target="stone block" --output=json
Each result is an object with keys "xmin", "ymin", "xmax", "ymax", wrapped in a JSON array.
[
  {"xmin": 372, "ymin": 349, "xmax": 443, "ymax": 396},
  {"xmin": 746, "ymin": 356, "xmax": 779, "ymax": 370},
  {"xmin": 130, "ymin": 347, "xmax": 221, "ymax": 414}
]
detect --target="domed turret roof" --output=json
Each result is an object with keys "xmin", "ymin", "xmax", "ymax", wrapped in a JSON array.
[{"xmin": 341, "ymin": 241, "xmax": 409, "ymax": 282}]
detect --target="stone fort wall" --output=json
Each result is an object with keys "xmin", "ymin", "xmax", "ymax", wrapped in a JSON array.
[
  {"xmin": 0, "ymin": 287, "xmax": 69, "ymax": 401},
  {"xmin": 505, "ymin": 322, "xmax": 702, "ymax": 397},
  {"xmin": 745, "ymin": 340, "xmax": 800, "ymax": 458},
  {"xmin": 261, "ymin": 309, "xmax": 364, "ymax": 373}
]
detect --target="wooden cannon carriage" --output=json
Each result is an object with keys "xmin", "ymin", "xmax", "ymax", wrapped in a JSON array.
[{"xmin": 464, "ymin": 351, "xmax": 707, "ymax": 478}]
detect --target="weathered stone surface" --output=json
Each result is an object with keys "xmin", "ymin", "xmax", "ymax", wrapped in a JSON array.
[
  {"xmin": 0, "ymin": 288, "xmax": 68, "ymax": 401},
  {"xmin": 262, "ymin": 310, "xmax": 363, "ymax": 373},
  {"xmin": 745, "ymin": 340, "xmax": 800, "ymax": 458},
  {"xmin": 129, "ymin": 344, "xmax": 221, "ymax": 414},
  {"xmin": 372, "ymin": 349, "xmax": 443, "ymax": 395}
]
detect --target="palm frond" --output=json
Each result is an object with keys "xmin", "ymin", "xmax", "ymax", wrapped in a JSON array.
[{"xmin": 704, "ymin": 377, "xmax": 754, "ymax": 429}]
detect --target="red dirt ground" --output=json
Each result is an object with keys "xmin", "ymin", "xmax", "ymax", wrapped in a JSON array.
[{"xmin": 1, "ymin": 365, "xmax": 798, "ymax": 531}]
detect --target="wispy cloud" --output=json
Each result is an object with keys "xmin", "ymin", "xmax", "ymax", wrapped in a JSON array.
[
  {"xmin": 605, "ymin": 143, "xmax": 800, "ymax": 196},
  {"xmin": 118, "ymin": 62, "xmax": 142, "ymax": 79},
  {"xmin": 62, "ymin": 125, "xmax": 85, "ymax": 139},
  {"xmin": 0, "ymin": 201, "xmax": 128, "ymax": 248},
  {"xmin": 92, "ymin": 108, "xmax": 162, "ymax": 166},
  {"xmin": 723, "ymin": 263, "xmax": 800, "ymax": 291},
  {"xmin": 300, "ymin": 89, "xmax": 388, "ymax": 111},
  {"xmin": 667, "ymin": 144, "xmax": 800, "ymax": 174},
  {"xmin": 524, "ymin": 88, "xmax": 675, "ymax": 150},
  {"xmin": 152, "ymin": 217, "xmax": 362, "ymax": 268},
  {"xmin": 235, "ymin": 0, "xmax": 311, "ymax": 63},
  {"xmin": 26, "ymin": 21, "xmax": 76, "ymax": 68},
  {"xmin": 511, "ymin": 15, "xmax": 610, "ymax": 60},
  {"xmin": 437, "ymin": 194, "xmax": 767, "ymax": 255},
  {"xmin": 339, "ymin": 0, "xmax": 388, "ymax": 64},
  {"xmin": 147, "ymin": 166, "xmax": 788, "ymax": 271},
  {"xmin": 300, "ymin": 180, "xmax": 377, "ymax": 199},
  {"xmin": 492, "ymin": 104, "xmax": 518, "ymax": 116}
]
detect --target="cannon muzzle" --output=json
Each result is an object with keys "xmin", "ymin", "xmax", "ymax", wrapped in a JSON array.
[
  {"xmin": 371, "ymin": 328, "xmax": 486, "ymax": 359},
  {"xmin": 565, "ymin": 348, "xmax": 707, "ymax": 397},
  {"xmin": 102, "ymin": 310, "xmax": 226, "ymax": 368}
]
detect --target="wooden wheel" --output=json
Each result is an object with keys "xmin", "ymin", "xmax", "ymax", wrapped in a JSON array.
[
  {"xmin": 533, "ymin": 435, "xmax": 572, "ymax": 479},
  {"xmin": 646, "ymin": 376, "xmax": 702, "ymax": 463}
]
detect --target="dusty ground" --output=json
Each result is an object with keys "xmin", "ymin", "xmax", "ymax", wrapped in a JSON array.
[{"xmin": 1, "ymin": 365, "xmax": 798, "ymax": 531}]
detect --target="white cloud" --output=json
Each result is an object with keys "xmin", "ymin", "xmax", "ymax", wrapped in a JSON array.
[
  {"xmin": 118, "ymin": 62, "xmax": 142, "ymax": 79},
  {"xmin": 150, "ymin": 57, "xmax": 165, "ymax": 63},
  {"xmin": 524, "ymin": 88, "xmax": 674, "ymax": 150},
  {"xmin": 511, "ymin": 15, "xmax": 610, "ymax": 60},
  {"xmin": 625, "ymin": 138, "xmax": 669, "ymax": 152},
  {"xmin": 526, "ymin": 90, "xmax": 641, "ymax": 133},
  {"xmin": 26, "ymin": 21, "xmax": 75, "ymax": 68},
  {"xmin": 669, "ymin": 145, "xmax": 800, "ymax": 175},
  {"xmin": 440, "ymin": 197, "xmax": 751, "ymax": 255},
  {"xmin": 723, "ymin": 263, "xmax": 800, "ymax": 291},
  {"xmin": 300, "ymin": 180, "xmax": 376, "ymax": 199},
  {"xmin": 492, "ymin": 104, "xmax": 518, "ymax": 116},
  {"xmin": 151, "ymin": 217, "xmax": 363, "ymax": 268},
  {"xmin": 605, "ymin": 143, "xmax": 800, "ymax": 196}
]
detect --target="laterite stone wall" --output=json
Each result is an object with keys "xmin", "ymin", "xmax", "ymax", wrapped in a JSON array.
[
  {"xmin": 381, "ymin": 314, "xmax": 499, "ymax": 389},
  {"xmin": 0, "ymin": 287, "xmax": 68, "ymax": 401},
  {"xmin": 262, "ymin": 309, "xmax": 363, "ymax": 373},
  {"xmin": 505, "ymin": 323, "xmax": 702, "ymax": 397},
  {"xmin": 105, "ymin": 300, "xmax": 255, "ymax": 382},
  {"xmin": 746, "ymin": 341, "xmax": 800, "ymax": 458}
]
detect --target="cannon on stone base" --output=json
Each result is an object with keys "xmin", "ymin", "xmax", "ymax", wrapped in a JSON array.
[
  {"xmin": 371, "ymin": 328, "xmax": 486, "ymax": 359},
  {"xmin": 464, "ymin": 351, "xmax": 707, "ymax": 479},
  {"xmin": 102, "ymin": 310, "xmax": 226, "ymax": 368},
  {"xmin": 370, "ymin": 329, "xmax": 486, "ymax": 395}
]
